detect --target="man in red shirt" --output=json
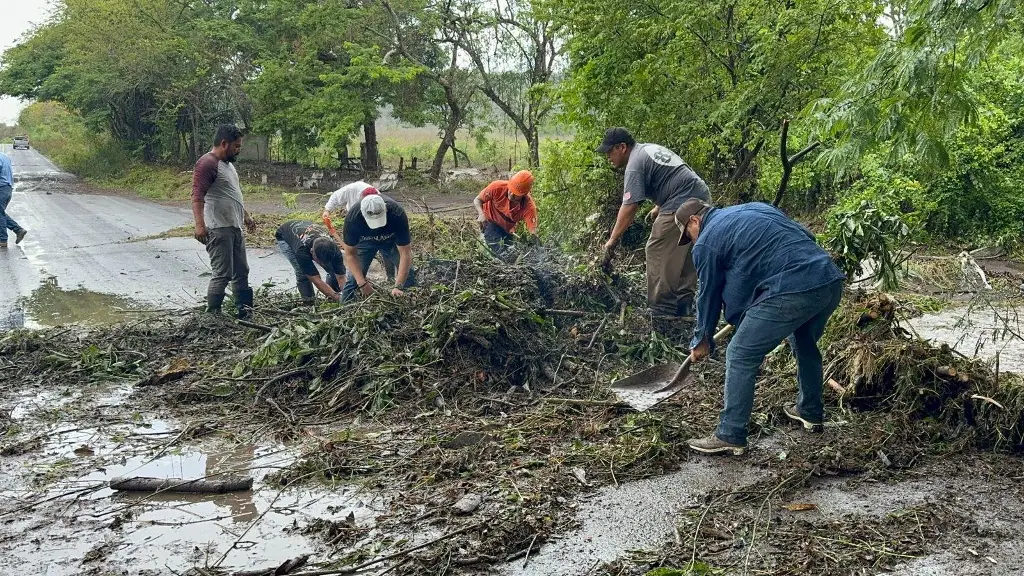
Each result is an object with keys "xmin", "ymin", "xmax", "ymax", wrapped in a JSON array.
[{"xmin": 473, "ymin": 170, "xmax": 539, "ymax": 252}]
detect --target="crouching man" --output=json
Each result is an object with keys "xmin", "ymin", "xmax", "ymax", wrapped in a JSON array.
[
  {"xmin": 678, "ymin": 199, "xmax": 845, "ymax": 456},
  {"xmin": 342, "ymin": 194, "xmax": 416, "ymax": 300},
  {"xmin": 275, "ymin": 220, "xmax": 346, "ymax": 304}
]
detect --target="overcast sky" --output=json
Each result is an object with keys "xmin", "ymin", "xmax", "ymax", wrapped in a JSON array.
[{"xmin": 0, "ymin": 0, "xmax": 55, "ymax": 126}]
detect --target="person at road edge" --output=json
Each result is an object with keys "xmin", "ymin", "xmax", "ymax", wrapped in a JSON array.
[
  {"xmin": 341, "ymin": 194, "xmax": 416, "ymax": 301},
  {"xmin": 598, "ymin": 128, "xmax": 711, "ymax": 317},
  {"xmin": 677, "ymin": 198, "xmax": 846, "ymax": 456},
  {"xmin": 473, "ymin": 170, "xmax": 539, "ymax": 253},
  {"xmin": 191, "ymin": 124, "xmax": 257, "ymax": 318},
  {"xmin": 0, "ymin": 150, "xmax": 27, "ymax": 248}
]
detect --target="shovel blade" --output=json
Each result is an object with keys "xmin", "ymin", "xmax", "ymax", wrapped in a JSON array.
[{"xmin": 610, "ymin": 363, "xmax": 695, "ymax": 411}]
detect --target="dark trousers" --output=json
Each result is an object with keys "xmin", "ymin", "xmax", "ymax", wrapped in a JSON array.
[
  {"xmin": 277, "ymin": 240, "xmax": 341, "ymax": 302},
  {"xmin": 206, "ymin": 227, "xmax": 250, "ymax": 297},
  {"xmin": 342, "ymin": 243, "xmax": 416, "ymax": 301},
  {"xmin": 0, "ymin": 185, "xmax": 24, "ymax": 243},
  {"xmin": 482, "ymin": 221, "xmax": 513, "ymax": 253},
  {"xmin": 716, "ymin": 280, "xmax": 844, "ymax": 445}
]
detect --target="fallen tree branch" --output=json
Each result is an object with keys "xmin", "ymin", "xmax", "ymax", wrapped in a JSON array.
[
  {"xmin": 233, "ymin": 555, "xmax": 311, "ymax": 576},
  {"xmin": 109, "ymin": 476, "xmax": 253, "ymax": 494}
]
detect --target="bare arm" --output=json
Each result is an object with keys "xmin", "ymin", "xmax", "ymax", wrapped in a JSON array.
[
  {"xmin": 604, "ymin": 203, "xmax": 640, "ymax": 248},
  {"xmin": 308, "ymin": 274, "xmax": 340, "ymax": 301},
  {"xmin": 395, "ymin": 244, "xmax": 412, "ymax": 288},
  {"xmin": 191, "ymin": 200, "xmax": 207, "ymax": 243},
  {"xmin": 473, "ymin": 196, "xmax": 487, "ymax": 223}
]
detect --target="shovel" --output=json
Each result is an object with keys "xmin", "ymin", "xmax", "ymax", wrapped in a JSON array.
[{"xmin": 611, "ymin": 324, "xmax": 735, "ymax": 411}]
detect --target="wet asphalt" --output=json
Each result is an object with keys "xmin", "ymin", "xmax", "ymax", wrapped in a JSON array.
[{"xmin": 0, "ymin": 144, "xmax": 294, "ymax": 328}]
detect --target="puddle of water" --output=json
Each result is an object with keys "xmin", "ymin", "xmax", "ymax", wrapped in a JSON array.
[
  {"xmin": 9, "ymin": 276, "xmax": 148, "ymax": 330},
  {"xmin": 498, "ymin": 460, "xmax": 766, "ymax": 576},
  {"xmin": 908, "ymin": 305, "xmax": 1024, "ymax": 374},
  {"xmin": 0, "ymin": 430, "xmax": 386, "ymax": 576}
]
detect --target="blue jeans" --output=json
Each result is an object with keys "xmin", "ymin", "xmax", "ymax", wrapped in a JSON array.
[
  {"xmin": 716, "ymin": 280, "xmax": 844, "ymax": 446},
  {"xmin": 0, "ymin": 185, "xmax": 24, "ymax": 243},
  {"xmin": 277, "ymin": 240, "xmax": 341, "ymax": 302},
  {"xmin": 342, "ymin": 243, "xmax": 416, "ymax": 301},
  {"xmin": 482, "ymin": 221, "xmax": 513, "ymax": 253}
]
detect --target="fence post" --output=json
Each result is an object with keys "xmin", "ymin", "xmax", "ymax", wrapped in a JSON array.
[
  {"xmin": 398, "ymin": 157, "xmax": 404, "ymax": 172},
  {"xmin": 412, "ymin": 157, "xmax": 418, "ymax": 170}
]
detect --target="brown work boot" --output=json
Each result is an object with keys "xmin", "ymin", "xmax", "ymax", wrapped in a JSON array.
[
  {"xmin": 687, "ymin": 434, "xmax": 746, "ymax": 456},
  {"xmin": 783, "ymin": 405, "xmax": 824, "ymax": 433},
  {"xmin": 0, "ymin": 241, "xmax": 7, "ymax": 248},
  {"xmin": 14, "ymin": 229, "xmax": 27, "ymax": 244}
]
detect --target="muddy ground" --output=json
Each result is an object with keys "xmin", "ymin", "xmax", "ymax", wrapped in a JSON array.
[{"xmin": 3, "ymin": 148, "xmax": 1024, "ymax": 576}]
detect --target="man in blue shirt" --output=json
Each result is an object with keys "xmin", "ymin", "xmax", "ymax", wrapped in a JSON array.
[
  {"xmin": 0, "ymin": 151, "xmax": 27, "ymax": 248},
  {"xmin": 675, "ymin": 198, "xmax": 845, "ymax": 455}
]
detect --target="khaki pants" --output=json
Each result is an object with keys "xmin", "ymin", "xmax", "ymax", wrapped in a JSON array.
[{"xmin": 646, "ymin": 212, "xmax": 697, "ymax": 315}]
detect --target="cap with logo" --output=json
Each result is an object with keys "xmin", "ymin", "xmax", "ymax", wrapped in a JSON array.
[
  {"xmin": 596, "ymin": 127, "xmax": 636, "ymax": 154},
  {"xmin": 360, "ymin": 194, "xmax": 388, "ymax": 229}
]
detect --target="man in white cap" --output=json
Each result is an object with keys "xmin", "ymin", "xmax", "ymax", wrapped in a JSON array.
[
  {"xmin": 341, "ymin": 194, "xmax": 416, "ymax": 300},
  {"xmin": 323, "ymin": 182, "xmax": 395, "ymax": 282}
]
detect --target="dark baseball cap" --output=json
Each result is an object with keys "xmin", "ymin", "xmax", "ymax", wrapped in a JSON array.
[
  {"xmin": 674, "ymin": 198, "xmax": 712, "ymax": 245},
  {"xmin": 595, "ymin": 127, "xmax": 636, "ymax": 153}
]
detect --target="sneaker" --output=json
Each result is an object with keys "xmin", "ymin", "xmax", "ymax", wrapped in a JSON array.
[
  {"xmin": 783, "ymin": 405, "xmax": 824, "ymax": 433},
  {"xmin": 687, "ymin": 434, "xmax": 746, "ymax": 456},
  {"xmin": 14, "ymin": 229, "xmax": 26, "ymax": 244},
  {"xmin": 0, "ymin": 242, "xmax": 7, "ymax": 248}
]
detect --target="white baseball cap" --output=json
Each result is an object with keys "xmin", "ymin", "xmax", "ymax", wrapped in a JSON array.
[{"xmin": 360, "ymin": 194, "xmax": 388, "ymax": 229}]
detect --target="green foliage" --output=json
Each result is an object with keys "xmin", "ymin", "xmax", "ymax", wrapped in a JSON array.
[
  {"xmin": 18, "ymin": 102, "xmax": 131, "ymax": 179},
  {"xmin": 535, "ymin": 138, "xmax": 619, "ymax": 246},
  {"xmin": 812, "ymin": 0, "xmax": 1021, "ymax": 175},
  {"xmin": 824, "ymin": 201, "xmax": 912, "ymax": 291}
]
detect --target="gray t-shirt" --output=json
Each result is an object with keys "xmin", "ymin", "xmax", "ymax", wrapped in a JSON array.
[
  {"xmin": 191, "ymin": 152, "xmax": 245, "ymax": 229},
  {"xmin": 622, "ymin": 143, "xmax": 710, "ymax": 212}
]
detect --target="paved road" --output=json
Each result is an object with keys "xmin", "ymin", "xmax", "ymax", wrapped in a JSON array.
[{"xmin": 0, "ymin": 144, "xmax": 294, "ymax": 329}]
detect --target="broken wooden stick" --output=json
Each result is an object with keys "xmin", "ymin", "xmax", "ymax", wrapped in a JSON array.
[{"xmin": 109, "ymin": 476, "xmax": 253, "ymax": 494}]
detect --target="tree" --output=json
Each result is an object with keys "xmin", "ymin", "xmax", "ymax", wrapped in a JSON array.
[
  {"xmin": 441, "ymin": 0, "xmax": 564, "ymax": 167},
  {"xmin": 550, "ymin": 0, "xmax": 883, "ymax": 192},
  {"xmin": 812, "ymin": 0, "xmax": 1022, "ymax": 176},
  {"xmin": 376, "ymin": 0, "xmax": 482, "ymax": 179}
]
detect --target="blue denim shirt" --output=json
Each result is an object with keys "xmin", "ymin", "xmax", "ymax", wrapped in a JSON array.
[
  {"xmin": 0, "ymin": 152, "xmax": 12, "ymax": 188},
  {"xmin": 690, "ymin": 203, "xmax": 845, "ymax": 353}
]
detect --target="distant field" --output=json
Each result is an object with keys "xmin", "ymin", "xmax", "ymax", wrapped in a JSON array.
[{"xmin": 375, "ymin": 120, "xmax": 571, "ymax": 171}]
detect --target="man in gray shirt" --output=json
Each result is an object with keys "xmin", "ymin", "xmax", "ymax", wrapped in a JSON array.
[
  {"xmin": 598, "ymin": 128, "xmax": 711, "ymax": 317},
  {"xmin": 191, "ymin": 124, "xmax": 257, "ymax": 318}
]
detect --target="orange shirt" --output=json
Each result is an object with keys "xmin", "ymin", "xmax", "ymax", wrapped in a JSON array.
[{"xmin": 477, "ymin": 180, "xmax": 538, "ymax": 234}]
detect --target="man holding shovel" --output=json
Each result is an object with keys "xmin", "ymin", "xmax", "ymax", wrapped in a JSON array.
[
  {"xmin": 598, "ymin": 128, "xmax": 711, "ymax": 317},
  {"xmin": 677, "ymin": 199, "xmax": 845, "ymax": 455}
]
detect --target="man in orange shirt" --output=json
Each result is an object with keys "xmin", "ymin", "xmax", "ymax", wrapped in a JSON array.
[{"xmin": 473, "ymin": 170, "xmax": 539, "ymax": 252}]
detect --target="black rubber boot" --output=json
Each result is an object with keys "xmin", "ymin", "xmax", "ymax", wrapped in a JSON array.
[
  {"xmin": 206, "ymin": 292, "xmax": 226, "ymax": 314},
  {"xmin": 236, "ymin": 288, "xmax": 254, "ymax": 319}
]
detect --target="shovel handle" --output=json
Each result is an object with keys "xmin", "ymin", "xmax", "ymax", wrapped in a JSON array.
[{"xmin": 667, "ymin": 324, "xmax": 735, "ymax": 387}]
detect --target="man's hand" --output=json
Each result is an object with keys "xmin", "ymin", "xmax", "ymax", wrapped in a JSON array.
[
  {"xmin": 689, "ymin": 340, "xmax": 711, "ymax": 363},
  {"xmin": 391, "ymin": 287, "xmax": 406, "ymax": 297},
  {"xmin": 244, "ymin": 214, "xmax": 257, "ymax": 234},
  {"xmin": 322, "ymin": 209, "xmax": 331, "ymax": 221},
  {"xmin": 476, "ymin": 213, "xmax": 487, "ymax": 224},
  {"xmin": 359, "ymin": 281, "xmax": 374, "ymax": 297},
  {"xmin": 194, "ymin": 224, "xmax": 208, "ymax": 245},
  {"xmin": 603, "ymin": 238, "xmax": 617, "ymax": 251},
  {"xmin": 645, "ymin": 207, "xmax": 659, "ymax": 224}
]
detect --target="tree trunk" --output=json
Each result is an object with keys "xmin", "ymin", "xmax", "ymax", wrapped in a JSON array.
[
  {"xmin": 527, "ymin": 125, "xmax": 540, "ymax": 168},
  {"xmin": 430, "ymin": 130, "xmax": 454, "ymax": 180},
  {"xmin": 362, "ymin": 120, "xmax": 379, "ymax": 173}
]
